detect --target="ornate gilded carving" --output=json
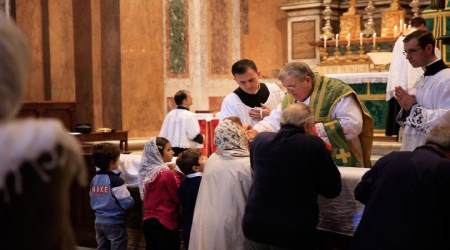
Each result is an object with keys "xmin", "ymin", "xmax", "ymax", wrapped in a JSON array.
[
  {"xmin": 362, "ymin": 0, "xmax": 375, "ymax": 37},
  {"xmin": 339, "ymin": 0, "xmax": 361, "ymax": 39},
  {"xmin": 321, "ymin": 0, "xmax": 334, "ymax": 39},
  {"xmin": 344, "ymin": 0, "xmax": 357, "ymax": 16},
  {"xmin": 340, "ymin": 15, "xmax": 361, "ymax": 40},
  {"xmin": 410, "ymin": 0, "xmax": 420, "ymax": 17},
  {"xmin": 380, "ymin": 0, "xmax": 405, "ymax": 38}
]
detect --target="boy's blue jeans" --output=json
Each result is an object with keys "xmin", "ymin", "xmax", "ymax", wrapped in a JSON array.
[{"xmin": 95, "ymin": 223, "xmax": 127, "ymax": 250}]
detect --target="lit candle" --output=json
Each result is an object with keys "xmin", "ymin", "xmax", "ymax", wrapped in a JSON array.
[
  {"xmin": 359, "ymin": 32, "xmax": 363, "ymax": 47},
  {"xmin": 394, "ymin": 25, "xmax": 398, "ymax": 37},
  {"xmin": 373, "ymin": 32, "xmax": 377, "ymax": 48},
  {"xmin": 403, "ymin": 24, "xmax": 407, "ymax": 32},
  {"xmin": 324, "ymin": 34, "xmax": 327, "ymax": 48},
  {"xmin": 335, "ymin": 34, "xmax": 339, "ymax": 48},
  {"xmin": 347, "ymin": 33, "xmax": 351, "ymax": 48},
  {"xmin": 400, "ymin": 19, "xmax": 404, "ymax": 32}
]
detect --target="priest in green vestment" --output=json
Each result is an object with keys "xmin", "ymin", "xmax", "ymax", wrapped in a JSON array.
[{"xmin": 251, "ymin": 62, "xmax": 373, "ymax": 167}]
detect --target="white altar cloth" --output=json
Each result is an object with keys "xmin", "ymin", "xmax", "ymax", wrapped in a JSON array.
[
  {"xmin": 119, "ymin": 152, "xmax": 368, "ymax": 235},
  {"xmin": 326, "ymin": 72, "xmax": 389, "ymax": 84},
  {"xmin": 317, "ymin": 167, "xmax": 368, "ymax": 236}
]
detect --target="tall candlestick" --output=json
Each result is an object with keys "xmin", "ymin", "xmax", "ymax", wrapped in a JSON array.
[
  {"xmin": 335, "ymin": 34, "xmax": 339, "ymax": 48},
  {"xmin": 359, "ymin": 32, "xmax": 363, "ymax": 47},
  {"xmin": 347, "ymin": 33, "xmax": 351, "ymax": 47},
  {"xmin": 373, "ymin": 32, "xmax": 377, "ymax": 48},
  {"xmin": 324, "ymin": 34, "xmax": 327, "ymax": 48}
]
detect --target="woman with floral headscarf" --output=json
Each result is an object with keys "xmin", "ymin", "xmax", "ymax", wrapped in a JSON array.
[
  {"xmin": 139, "ymin": 137, "xmax": 182, "ymax": 250},
  {"xmin": 189, "ymin": 118, "xmax": 253, "ymax": 250}
]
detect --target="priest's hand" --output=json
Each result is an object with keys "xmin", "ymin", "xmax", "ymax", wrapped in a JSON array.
[
  {"xmin": 248, "ymin": 105, "xmax": 271, "ymax": 121},
  {"xmin": 260, "ymin": 104, "xmax": 271, "ymax": 118},
  {"xmin": 246, "ymin": 128, "xmax": 258, "ymax": 141},
  {"xmin": 394, "ymin": 86, "xmax": 417, "ymax": 111}
]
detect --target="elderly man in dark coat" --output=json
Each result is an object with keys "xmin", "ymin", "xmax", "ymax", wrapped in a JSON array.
[
  {"xmin": 243, "ymin": 103, "xmax": 341, "ymax": 250},
  {"xmin": 350, "ymin": 112, "xmax": 450, "ymax": 250}
]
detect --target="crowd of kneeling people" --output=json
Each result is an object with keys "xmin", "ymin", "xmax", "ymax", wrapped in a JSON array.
[{"xmin": 89, "ymin": 103, "xmax": 450, "ymax": 250}]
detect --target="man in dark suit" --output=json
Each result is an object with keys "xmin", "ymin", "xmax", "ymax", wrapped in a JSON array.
[{"xmin": 351, "ymin": 112, "xmax": 450, "ymax": 250}]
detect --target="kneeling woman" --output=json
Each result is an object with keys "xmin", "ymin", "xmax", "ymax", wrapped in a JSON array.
[{"xmin": 189, "ymin": 118, "xmax": 253, "ymax": 250}]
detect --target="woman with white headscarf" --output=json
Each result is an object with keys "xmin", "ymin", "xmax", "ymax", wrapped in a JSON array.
[
  {"xmin": 0, "ymin": 15, "xmax": 86, "ymax": 249},
  {"xmin": 189, "ymin": 118, "xmax": 253, "ymax": 250},
  {"xmin": 139, "ymin": 137, "xmax": 182, "ymax": 250}
]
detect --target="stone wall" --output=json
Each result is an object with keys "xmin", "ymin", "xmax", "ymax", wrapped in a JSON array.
[
  {"xmin": 165, "ymin": 0, "xmax": 287, "ymax": 111},
  {"xmin": 15, "ymin": 0, "xmax": 165, "ymax": 137}
]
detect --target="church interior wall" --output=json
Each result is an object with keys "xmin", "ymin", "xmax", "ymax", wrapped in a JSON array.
[
  {"xmin": 48, "ymin": 0, "xmax": 76, "ymax": 102},
  {"xmin": 14, "ymin": 0, "xmax": 165, "ymax": 138},
  {"xmin": 164, "ymin": 0, "xmax": 287, "ymax": 113},
  {"xmin": 15, "ymin": 0, "xmax": 45, "ymax": 101},
  {"xmin": 120, "ymin": 0, "xmax": 165, "ymax": 137},
  {"xmin": 240, "ymin": 0, "xmax": 287, "ymax": 79},
  {"xmin": 15, "ymin": 0, "xmax": 431, "ymax": 137}
]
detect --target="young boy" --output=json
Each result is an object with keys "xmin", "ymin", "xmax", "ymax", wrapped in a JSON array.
[
  {"xmin": 89, "ymin": 143, "xmax": 135, "ymax": 250},
  {"xmin": 176, "ymin": 149, "xmax": 207, "ymax": 249}
]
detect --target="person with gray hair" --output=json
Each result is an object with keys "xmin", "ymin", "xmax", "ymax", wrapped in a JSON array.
[
  {"xmin": 250, "ymin": 61, "xmax": 373, "ymax": 167},
  {"xmin": 350, "ymin": 111, "xmax": 450, "ymax": 250},
  {"xmin": 0, "ymin": 15, "xmax": 86, "ymax": 249},
  {"xmin": 243, "ymin": 103, "xmax": 341, "ymax": 249}
]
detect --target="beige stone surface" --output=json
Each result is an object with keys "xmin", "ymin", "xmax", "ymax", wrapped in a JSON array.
[
  {"xmin": 120, "ymin": 0, "xmax": 165, "ymax": 137},
  {"xmin": 15, "ymin": 0, "xmax": 45, "ymax": 101},
  {"xmin": 241, "ymin": 0, "xmax": 287, "ymax": 78},
  {"xmin": 91, "ymin": 0, "xmax": 103, "ymax": 129},
  {"xmin": 48, "ymin": 0, "xmax": 76, "ymax": 101}
]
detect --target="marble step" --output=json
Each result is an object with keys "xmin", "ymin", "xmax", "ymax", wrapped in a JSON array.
[{"xmin": 371, "ymin": 140, "xmax": 402, "ymax": 156}]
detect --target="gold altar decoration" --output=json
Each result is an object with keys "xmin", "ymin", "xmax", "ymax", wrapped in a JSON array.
[
  {"xmin": 321, "ymin": 0, "xmax": 334, "ymax": 39},
  {"xmin": 339, "ymin": 0, "xmax": 361, "ymax": 39},
  {"xmin": 410, "ymin": 0, "xmax": 420, "ymax": 17},
  {"xmin": 381, "ymin": 0, "xmax": 405, "ymax": 38},
  {"xmin": 344, "ymin": 0, "xmax": 357, "ymax": 15},
  {"xmin": 313, "ymin": 35, "xmax": 396, "ymax": 73},
  {"xmin": 362, "ymin": 0, "xmax": 375, "ymax": 37}
]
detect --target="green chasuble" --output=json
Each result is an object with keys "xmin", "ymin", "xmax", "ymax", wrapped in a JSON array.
[{"xmin": 282, "ymin": 73, "xmax": 373, "ymax": 167}]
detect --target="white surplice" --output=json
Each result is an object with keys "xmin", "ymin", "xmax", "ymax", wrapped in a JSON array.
[
  {"xmin": 253, "ymin": 95, "xmax": 363, "ymax": 141},
  {"xmin": 386, "ymin": 35, "xmax": 441, "ymax": 100},
  {"xmin": 400, "ymin": 69, "xmax": 450, "ymax": 151},
  {"xmin": 159, "ymin": 108, "xmax": 202, "ymax": 149},
  {"xmin": 219, "ymin": 82, "xmax": 284, "ymax": 126},
  {"xmin": 188, "ymin": 153, "xmax": 253, "ymax": 250}
]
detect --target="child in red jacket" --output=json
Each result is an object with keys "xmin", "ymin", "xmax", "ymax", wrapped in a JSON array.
[{"xmin": 140, "ymin": 137, "xmax": 182, "ymax": 250}]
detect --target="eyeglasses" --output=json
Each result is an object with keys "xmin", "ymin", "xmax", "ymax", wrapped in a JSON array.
[{"xmin": 403, "ymin": 47, "xmax": 423, "ymax": 55}]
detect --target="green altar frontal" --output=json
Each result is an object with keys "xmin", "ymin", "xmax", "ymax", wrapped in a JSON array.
[
  {"xmin": 423, "ymin": 1, "xmax": 450, "ymax": 64},
  {"xmin": 325, "ymin": 72, "xmax": 388, "ymax": 130}
]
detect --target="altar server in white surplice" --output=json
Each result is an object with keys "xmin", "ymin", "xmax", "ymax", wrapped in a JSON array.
[
  {"xmin": 219, "ymin": 59, "xmax": 284, "ymax": 126},
  {"xmin": 159, "ymin": 90, "xmax": 203, "ymax": 156},
  {"xmin": 189, "ymin": 119, "xmax": 253, "ymax": 250},
  {"xmin": 385, "ymin": 17, "xmax": 440, "ymax": 136},
  {"xmin": 396, "ymin": 30, "xmax": 450, "ymax": 151}
]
